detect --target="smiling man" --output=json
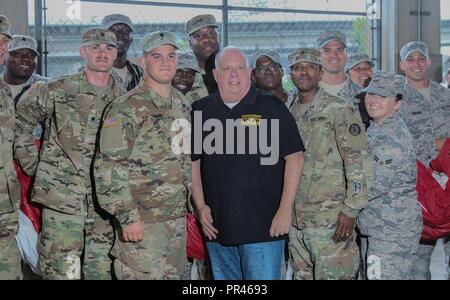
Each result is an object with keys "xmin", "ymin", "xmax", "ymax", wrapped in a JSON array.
[
  {"xmin": 288, "ymin": 48, "xmax": 373, "ymax": 280},
  {"xmin": 317, "ymin": 31, "xmax": 363, "ymax": 109},
  {"xmin": 2, "ymin": 36, "xmax": 48, "ymax": 99},
  {"xmin": 250, "ymin": 49, "xmax": 295, "ymax": 108},
  {"xmin": 186, "ymin": 14, "xmax": 220, "ymax": 99},
  {"xmin": 398, "ymin": 41, "xmax": 450, "ymax": 280},
  {"xmin": 191, "ymin": 46, "xmax": 305, "ymax": 280},
  {"xmin": 14, "ymin": 28, "xmax": 125, "ymax": 280},
  {"xmin": 102, "ymin": 14, "xmax": 143, "ymax": 91},
  {"xmin": 95, "ymin": 31, "xmax": 191, "ymax": 280},
  {"xmin": 172, "ymin": 51, "xmax": 204, "ymax": 102}
]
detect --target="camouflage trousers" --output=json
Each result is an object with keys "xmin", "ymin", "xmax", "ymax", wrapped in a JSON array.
[
  {"xmin": 360, "ymin": 235, "xmax": 419, "ymax": 280},
  {"xmin": 183, "ymin": 258, "xmax": 213, "ymax": 280},
  {"xmin": 410, "ymin": 240, "xmax": 436, "ymax": 280},
  {"xmin": 112, "ymin": 217, "xmax": 187, "ymax": 280},
  {"xmin": 289, "ymin": 226, "xmax": 359, "ymax": 280},
  {"xmin": 37, "ymin": 207, "xmax": 114, "ymax": 280},
  {"xmin": 0, "ymin": 212, "xmax": 22, "ymax": 280},
  {"xmin": 410, "ymin": 237, "xmax": 450, "ymax": 280}
]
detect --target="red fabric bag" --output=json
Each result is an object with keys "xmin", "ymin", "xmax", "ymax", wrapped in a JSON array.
[
  {"xmin": 13, "ymin": 139, "xmax": 43, "ymax": 233},
  {"xmin": 416, "ymin": 139, "xmax": 450, "ymax": 241},
  {"xmin": 186, "ymin": 212, "xmax": 206, "ymax": 260}
]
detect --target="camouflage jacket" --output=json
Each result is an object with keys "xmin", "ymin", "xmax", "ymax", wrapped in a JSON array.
[
  {"xmin": 94, "ymin": 81, "xmax": 191, "ymax": 226},
  {"xmin": 0, "ymin": 74, "xmax": 49, "ymax": 217},
  {"xmin": 186, "ymin": 72, "xmax": 209, "ymax": 103},
  {"xmin": 338, "ymin": 77, "xmax": 364, "ymax": 110},
  {"xmin": 0, "ymin": 78, "xmax": 20, "ymax": 216},
  {"xmin": 400, "ymin": 78, "xmax": 449, "ymax": 165},
  {"xmin": 290, "ymin": 88, "xmax": 374, "ymax": 229},
  {"xmin": 14, "ymin": 71, "xmax": 124, "ymax": 215},
  {"xmin": 358, "ymin": 113, "xmax": 423, "ymax": 240}
]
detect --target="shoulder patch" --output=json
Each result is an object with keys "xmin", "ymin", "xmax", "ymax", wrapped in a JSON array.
[
  {"xmin": 349, "ymin": 123, "xmax": 361, "ymax": 136},
  {"xmin": 103, "ymin": 115, "xmax": 120, "ymax": 128}
]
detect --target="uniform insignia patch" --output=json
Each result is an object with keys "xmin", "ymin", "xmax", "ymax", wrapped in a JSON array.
[
  {"xmin": 349, "ymin": 123, "xmax": 361, "ymax": 136},
  {"xmin": 241, "ymin": 114, "xmax": 262, "ymax": 126}
]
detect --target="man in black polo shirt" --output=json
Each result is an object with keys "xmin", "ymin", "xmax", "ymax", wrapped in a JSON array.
[{"xmin": 191, "ymin": 46, "xmax": 305, "ymax": 280}]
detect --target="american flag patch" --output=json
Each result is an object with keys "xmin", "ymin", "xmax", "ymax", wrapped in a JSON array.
[{"xmin": 103, "ymin": 115, "xmax": 120, "ymax": 128}]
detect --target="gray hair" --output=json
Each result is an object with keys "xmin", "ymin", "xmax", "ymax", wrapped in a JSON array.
[{"xmin": 215, "ymin": 46, "xmax": 249, "ymax": 69}]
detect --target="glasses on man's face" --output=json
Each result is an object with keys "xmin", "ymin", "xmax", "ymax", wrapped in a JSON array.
[{"xmin": 255, "ymin": 62, "xmax": 281, "ymax": 74}]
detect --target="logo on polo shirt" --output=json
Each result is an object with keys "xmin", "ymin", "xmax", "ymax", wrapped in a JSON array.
[{"xmin": 241, "ymin": 114, "xmax": 262, "ymax": 126}]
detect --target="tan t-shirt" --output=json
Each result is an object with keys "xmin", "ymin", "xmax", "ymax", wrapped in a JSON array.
[
  {"xmin": 319, "ymin": 79, "xmax": 348, "ymax": 97},
  {"xmin": 113, "ymin": 66, "xmax": 129, "ymax": 89},
  {"xmin": 417, "ymin": 85, "xmax": 431, "ymax": 101},
  {"xmin": 7, "ymin": 82, "xmax": 27, "ymax": 99}
]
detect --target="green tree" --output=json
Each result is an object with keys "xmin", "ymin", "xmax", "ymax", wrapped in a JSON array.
[{"xmin": 352, "ymin": 17, "xmax": 368, "ymax": 53}]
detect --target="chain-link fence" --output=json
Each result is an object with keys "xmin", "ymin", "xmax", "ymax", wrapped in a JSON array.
[{"xmin": 29, "ymin": 0, "xmax": 379, "ymax": 80}]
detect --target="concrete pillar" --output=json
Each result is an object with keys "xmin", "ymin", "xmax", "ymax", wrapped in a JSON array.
[
  {"xmin": 0, "ymin": 0, "xmax": 29, "ymax": 35},
  {"xmin": 381, "ymin": 0, "xmax": 442, "ymax": 82}
]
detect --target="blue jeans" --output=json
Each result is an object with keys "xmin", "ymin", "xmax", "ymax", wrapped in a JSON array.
[{"xmin": 205, "ymin": 240, "xmax": 285, "ymax": 280}]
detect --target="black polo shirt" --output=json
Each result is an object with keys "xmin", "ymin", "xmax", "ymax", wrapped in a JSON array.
[{"xmin": 191, "ymin": 86, "xmax": 305, "ymax": 245}]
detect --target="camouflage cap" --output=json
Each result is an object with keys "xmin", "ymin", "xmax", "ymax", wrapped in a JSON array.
[
  {"xmin": 81, "ymin": 27, "xmax": 118, "ymax": 48},
  {"xmin": 177, "ymin": 51, "xmax": 200, "ymax": 72},
  {"xmin": 444, "ymin": 57, "xmax": 450, "ymax": 75},
  {"xmin": 345, "ymin": 53, "xmax": 374, "ymax": 72},
  {"xmin": 101, "ymin": 14, "xmax": 134, "ymax": 32},
  {"xmin": 186, "ymin": 14, "xmax": 218, "ymax": 35},
  {"xmin": 317, "ymin": 31, "xmax": 347, "ymax": 49},
  {"xmin": 400, "ymin": 41, "xmax": 429, "ymax": 61},
  {"xmin": 288, "ymin": 48, "xmax": 321, "ymax": 67},
  {"xmin": 9, "ymin": 35, "xmax": 39, "ymax": 56},
  {"xmin": 249, "ymin": 50, "xmax": 282, "ymax": 70},
  {"xmin": 0, "ymin": 15, "xmax": 12, "ymax": 39},
  {"xmin": 140, "ymin": 31, "xmax": 178, "ymax": 53},
  {"xmin": 362, "ymin": 71, "xmax": 404, "ymax": 98}
]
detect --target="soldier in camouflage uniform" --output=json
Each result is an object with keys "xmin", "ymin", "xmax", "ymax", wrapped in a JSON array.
[
  {"xmin": 14, "ymin": 28, "xmax": 125, "ymax": 280},
  {"xmin": 317, "ymin": 31, "xmax": 363, "ymax": 109},
  {"xmin": 0, "ymin": 15, "xmax": 12, "ymax": 74},
  {"xmin": 288, "ymin": 48, "xmax": 374, "ymax": 280},
  {"xmin": 249, "ymin": 49, "xmax": 296, "ymax": 108},
  {"xmin": 172, "ymin": 51, "xmax": 212, "ymax": 280},
  {"xmin": 357, "ymin": 71, "xmax": 423, "ymax": 280},
  {"xmin": 94, "ymin": 31, "xmax": 191, "ymax": 280},
  {"xmin": 2, "ymin": 35, "xmax": 49, "ymax": 100},
  {"xmin": 398, "ymin": 42, "xmax": 450, "ymax": 280},
  {"xmin": 101, "ymin": 14, "xmax": 143, "ymax": 91},
  {"xmin": 0, "ymin": 15, "xmax": 21, "ymax": 280},
  {"xmin": 186, "ymin": 14, "xmax": 220, "ymax": 100},
  {"xmin": 172, "ymin": 51, "xmax": 202, "ymax": 102},
  {"xmin": 0, "ymin": 35, "xmax": 48, "ymax": 279},
  {"xmin": 345, "ymin": 54, "xmax": 374, "ymax": 88}
]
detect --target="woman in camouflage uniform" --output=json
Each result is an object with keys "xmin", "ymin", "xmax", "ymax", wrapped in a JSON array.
[{"xmin": 357, "ymin": 71, "xmax": 423, "ymax": 280}]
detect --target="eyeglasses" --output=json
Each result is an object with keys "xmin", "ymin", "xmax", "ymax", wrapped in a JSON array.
[{"xmin": 254, "ymin": 62, "xmax": 281, "ymax": 74}]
